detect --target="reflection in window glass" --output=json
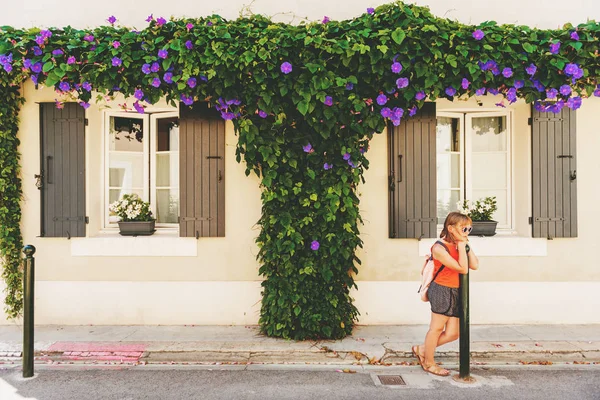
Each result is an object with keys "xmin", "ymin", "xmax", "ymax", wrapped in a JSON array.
[
  {"xmin": 436, "ymin": 117, "xmax": 462, "ymax": 224},
  {"xmin": 155, "ymin": 117, "xmax": 179, "ymax": 224}
]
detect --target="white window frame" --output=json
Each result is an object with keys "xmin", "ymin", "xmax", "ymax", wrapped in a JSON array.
[
  {"xmin": 102, "ymin": 110, "xmax": 179, "ymax": 230},
  {"xmin": 149, "ymin": 112, "xmax": 180, "ymax": 229},
  {"xmin": 436, "ymin": 109, "xmax": 513, "ymax": 231}
]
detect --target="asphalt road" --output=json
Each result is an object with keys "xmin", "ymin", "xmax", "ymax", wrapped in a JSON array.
[{"xmin": 1, "ymin": 365, "xmax": 599, "ymax": 400}]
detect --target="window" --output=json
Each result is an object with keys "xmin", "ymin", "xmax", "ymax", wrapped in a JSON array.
[
  {"xmin": 436, "ymin": 111, "xmax": 512, "ymax": 228},
  {"xmin": 104, "ymin": 111, "xmax": 179, "ymax": 228}
]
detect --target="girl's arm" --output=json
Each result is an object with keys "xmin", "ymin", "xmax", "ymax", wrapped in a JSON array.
[{"xmin": 432, "ymin": 243, "xmax": 468, "ymax": 274}]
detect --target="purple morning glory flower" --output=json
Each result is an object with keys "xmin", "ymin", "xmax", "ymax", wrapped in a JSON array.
[
  {"xmin": 570, "ymin": 31, "xmax": 579, "ymax": 41},
  {"xmin": 151, "ymin": 62, "xmax": 160, "ymax": 72},
  {"xmin": 472, "ymin": 29, "xmax": 485, "ymax": 40},
  {"xmin": 415, "ymin": 91, "xmax": 426, "ymax": 100},
  {"xmin": 514, "ymin": 80, "xmax": 525, "ymax": 89},
  {"xmin": 133, "ymin": 101, "xmax": 145, "ymax": 114},
  {"xmin": 34, "ymin": 35, "xmax": 44, "ymax": 46},
  {"xmin": 134, "ymin": 89, "xmax": 144, "ymax": 100},
  {"xmin": 186, "ymin": 23, "xmax": 193, "ymax": 30},
  {"xmin": 33, "ymin": 46, "xmax": 43, "ymax": 56},
  {"xmin": 156, "ymin": 17, "xmax": 167, "ymax": 26},
  {"xmin": 107, "ymin": 15, "xmax": 116, "ymax": 24},
  {"xmin": 112, "ymin": 41, "xmax": 120, "ymax": 48},
  {"xmin": 258, "ymin": 110, "xmax": 268, "ymax": 118},
  {"xmin": 31, "ymin": 74, "xmax": 38, "ymax": 84},
  {"xmin": 23, "ymin": 59, "xmax": 32, "ymax": 69},
  {"xmin": 207, "ymin": 21, "xmax": 213, "ymax": 26},
  {"xmin": 408, "ymin": 106, "xmax": 417, "ymax": 117},
  {"xmin": 79, "ymin": 101, "xmax": 90, "ymax": 109},
  {"xmin": 396, "ymin": 77, "xmax": 409, "ymax": 88},
  {"xmin": 324, "ymin": 96, "xmax": 333, "ymax": 106},
  {"xmin": 567, "ymin": 96, "xmax": 582, "ymax": 110},
  {"xmin": 488, "ymin": 88, "xmax": 500, "ymax": 95},
  {"xmin": 3, "ymin": 63, "xmax": 12, "ymax": 73},
  {"xmin": 40, "ymin": 29, "xmax": 52, "ymax": 39},
  {"xmin": 145, "ymin": 14, "xmax": 154, "ymax": 22},
  {"xmin": 67, "ymin": 56, "xmax": 76, "ymax": 65},
  {"xmin": 222, "ymin": 111, "xmax": 237, "ymax": 120},
  {"xmin": 380, "ymin": 107, "xmax": 392, "ymax": 118},
  {"xmin": 82, "ymin": 81, "xmax": 92, "ymax": 91},
  {"xmin": 367, "ymin": 7, "xmax": 375, "ymax": 14},
  {"xmin": 187, "ymin": 77, "xmax": 197, "ymax": 88},
  {"xmin": 142, "ymin": 64, "xmax": 151, "ymax": 74},
  {"xmin": 526, "ymin": 63, "xmax": 537, "ymax": 76},
  {"xmin": 546, "ymin": 88, "xmax": 558, "ymax": 99},
  {"xmin": 199, "ymin": 75, "xmax": 208, "ymax": 82},
  {"xmin": 345, "ymin": 82, "xmax": 354, "ymax": 90},
  {"xmin": 559, "ymin": 85, "xmax": 572, "ymax": 96},
  {"xmin": 392, "ymin": 107, "xmax": 404, "ymax": 119},
  {"xmin": 343, "ymin": 152, "xmax": 351, "ymax": 161},
  {"xmin": 502, "ymin": 67, "xmax": 513, "ymax": 78},
  {"xmin": 58, "ymin": 81, "xmax": 70, "ymax": 92},
  {"xmin": 163, "ymin": 72, "xmax": 173, "ymax": 83},
  {"xmin": 348, "ymin": 160, "xmax": 357, "ymax": 168},
  {"xmin": 531, "ymin": 80, "xmax": 545, "ymax": 92},
  {"xmin": 83, "ymin": 34, "xmax": 94, "ymax": 42},
  {"xmin": 445, "ymin": 87, "xmax": 457, "ymax": 97},
  {"xmin": 112, "ymin": 57, "xmax": 122, "ymax": 67},
  {"xmin": 180, "ymin": 94, "xmax": 194, "ymax": 106},
  {"xmin": 322, "ymin": 16, "xmax": 330, "ymax": 24},
  {"xmin": 594, "ymin": 88, "xmax": 600, "ymax": 97},
  {"xmin": 158, "ymin": 49, "xmax": 168, "ymax": 59},
  {"xmin": 185, "ymin": 40, "xmax": 193, "ymax": 50},
  {"xmin": 310, "ymin": 240, "xmax": 320, "ymax": 251},
  {"xmin": 507, "ymin": 88, "xmax": 518, "ymax": 103},
  {"xmin": 391, "ymin": 62, "xmax": 403, "ymax": 74},
  {"xmin": 52, "ymin": 49, "xmax": 64, "ymax": 56},
  {"xmin": 280, "ymin": 62, "xmax": 292, "ymax": 74},
  {"xmin": 549, "ymin": 41, "xmax": 561, "ymax": 54},
  {"xmin": 303, "ymin": 143, "xmax": 313, "ymax": 153},
  {"xmin": 324, "ymin": 163, "xmax": 333, "ymax": 170},
  {"xmin": 461, "ymin": 78, "xmax": 470, "ymax": 90},
  {"xmin": 151, "ymin": 78, "xmax": 161, "ymax": 87},
  {"xmin": 564, "ymin": 63, "xmax": 584, "ymax": 79},
  {"xmin": 376, "ymin": 94, "xmax": 388, "ymax": 106},
  {"xmin": 31, "ymin": 62, "xmax": 42, "ymax": 73}
]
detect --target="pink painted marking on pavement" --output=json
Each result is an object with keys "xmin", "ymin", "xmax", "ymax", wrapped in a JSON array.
[{"xmin": 47, "ymin": 342, "xmax": 146, "ymax": 353}]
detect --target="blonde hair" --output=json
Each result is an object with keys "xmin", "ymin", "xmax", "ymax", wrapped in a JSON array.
[{"xmin": 440, "ymin": 212, "xmax": 472, "ymax": 244}]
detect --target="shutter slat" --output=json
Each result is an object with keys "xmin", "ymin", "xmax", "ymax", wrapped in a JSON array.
[
  {"xmin": 40, "ymin": 103, "xmax": 86, "ymax": 238},
  {"xmin": 389, "ymin": 102, "xmax": 437, "ymax": 238},
  {"xmin": 531, "ymin": 106, "xmax": 577, "ymax": 238}
]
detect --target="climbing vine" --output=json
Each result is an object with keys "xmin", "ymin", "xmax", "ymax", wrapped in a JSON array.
[{"xmin": 0, "ymin": 2, "xmax": 598, "ymax": 336}]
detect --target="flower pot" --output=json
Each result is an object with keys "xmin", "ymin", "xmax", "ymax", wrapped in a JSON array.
[
  {"xmin": 118, "ymin": 220, "xmax": 156, "ymax": 236},
  {"xmin": 470, "ymin": 220, "xmax": 497, "ymax": 236}
]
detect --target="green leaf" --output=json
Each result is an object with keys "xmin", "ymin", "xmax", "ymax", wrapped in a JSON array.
[
  {"xmin": 391, "ymin": 29, "xmax": 406, "ymax": 45},
  {"xmin": 298, "ymin": 101, "xmax": 309, "ymax": 116},
  {"xmin": 42, "ymin": 61, "xmax": 54, "ymax": 73},
  {"xmin": 522, "ymin": 42, "xmax": 536, "ymax": 53}
]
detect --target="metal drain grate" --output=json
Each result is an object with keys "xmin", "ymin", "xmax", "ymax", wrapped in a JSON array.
[{"xmin": 378, "ymin": 375, "xmax": 406, "ymax": 386}]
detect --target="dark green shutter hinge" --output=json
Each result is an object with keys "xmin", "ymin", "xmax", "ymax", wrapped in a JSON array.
[
  {"xmin": 85, "ymin": 118, "xmax": 89, "ymax": 126},
  {"xmin": 85, "ymin": 216, "xmax": 89, "ymax": 224},
  {"xmin": 527, "ymin": 117, "xmax": 532, "ymax": 126},
  {"xmin": 528, "ymin": 217, "xmax": 533, "ymax": 224}
]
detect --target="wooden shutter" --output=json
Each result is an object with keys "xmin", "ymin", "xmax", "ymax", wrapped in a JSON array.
[
  {"xmin": 39, "ymin": 102, "xmax": 86, "ymax": 238},
  {"xmin": 179, "ymin": 111, "xmax": 225, "ymax": 238},
  {"xmin": 388, "ymin": 102, "xmax": 437, "ymax": 239},
  {"xmin": 531, "ymin": 106, "xmax": 577, "ymax": 238}
]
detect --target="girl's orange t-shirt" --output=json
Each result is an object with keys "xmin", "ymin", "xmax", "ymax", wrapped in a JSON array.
[{"xmin": 433, "ymin": 241, "xmax": 460, "ymax": 288}]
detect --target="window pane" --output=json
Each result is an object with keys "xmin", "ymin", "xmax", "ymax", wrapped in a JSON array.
[
  {"xmin": 472, "ymin": 153, "xmax": 507, "ymax": 189},
  {"xmin": 157, "ymin": 118, "xmax": 179, "ymax": 152},
  {"xmin": 109, "ymin": 153, "xmax": 144, "ymax": 187},
  {"xmin": 471, "ymin": 116, "xmax": 506, "ymax": 152},
  {"xmin": 437, "ymin": 189, "xmax": 460, "ymax": 224},
  {"xmin": 109, "ymin": 116, "xmax": 144, "ymax": 152},
  {"xmin": 437, "ymin": 117, "xmax": 460, "ymax": 152},
  {"xmin": 156, "ymin": 189, "xmax": 179, "ymax": 224}
]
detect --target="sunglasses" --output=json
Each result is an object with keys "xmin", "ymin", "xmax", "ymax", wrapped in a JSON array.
[{"xmin": 460, "ymin": 226, "xmax": 473, "ymax": 233}]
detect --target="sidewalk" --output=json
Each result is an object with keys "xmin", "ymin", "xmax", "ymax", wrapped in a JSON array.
[{"xmin": 0, "ymin": 324, "xmax": 599, "ymax": 366}]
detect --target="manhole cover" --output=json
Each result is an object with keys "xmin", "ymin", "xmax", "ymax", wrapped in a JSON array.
[{"xmin": 378, "ymin": 375, "xmax": 406, "ymax": 386}]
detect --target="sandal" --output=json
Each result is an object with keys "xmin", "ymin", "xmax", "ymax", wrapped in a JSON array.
[
  {"xmin": 422, "ymin": 363, "xmax": 450, "ymax": 377},
  {"xmin": 411, "ymin": 345, "xmax": 425, "ymax": 370}
]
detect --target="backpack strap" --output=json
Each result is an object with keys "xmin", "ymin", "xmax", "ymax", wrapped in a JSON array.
[{"xmin": 430, "ymin": 241, "xmax": 451, "ymax": 284}]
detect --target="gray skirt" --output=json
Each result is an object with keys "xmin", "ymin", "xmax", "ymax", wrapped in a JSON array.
[{"xmin": 429, "ymin": 281, "xmax": 461, "ymax": 318}]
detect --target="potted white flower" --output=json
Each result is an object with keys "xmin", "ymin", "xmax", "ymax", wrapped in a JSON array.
[
  {"xmin": 457, "ymin": 196, "xmax": 498, "ymax": 236},
  {"xmin": 108, "ymin": 194, "xmax": 155, "ymax": 236}
]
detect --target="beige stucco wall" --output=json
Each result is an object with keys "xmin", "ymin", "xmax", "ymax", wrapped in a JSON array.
[{"xmin": 1, "ymin": 0, "xmax": 598, "ymax": 29}]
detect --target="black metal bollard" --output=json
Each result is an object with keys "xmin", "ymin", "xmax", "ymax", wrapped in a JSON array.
[
  {"xmin": 459, "ymin": 269, "xmax": 470, "ymax": 379},
  {"xmin": 23, "ymin": 245, "xmax": 36, "ymax": 378}
]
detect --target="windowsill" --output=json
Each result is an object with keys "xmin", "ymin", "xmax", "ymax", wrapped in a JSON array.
[
  {"xmin": 71, "ymin": 229, "xmax": 197, "ymax": 257},
  {"xmin": 418, "ymin": 233, "xmax": 547, "ymax": 256}
]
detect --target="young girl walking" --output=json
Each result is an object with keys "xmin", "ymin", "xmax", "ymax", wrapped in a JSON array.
[{"xmin": 413, "ymin": 212, "xmax": 479, "ymax": 376}]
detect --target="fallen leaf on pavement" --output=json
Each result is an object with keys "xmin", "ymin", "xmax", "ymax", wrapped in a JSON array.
[{"xmin": 492, "ymin": 343, "xmax": 503, "ymax": 348}]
